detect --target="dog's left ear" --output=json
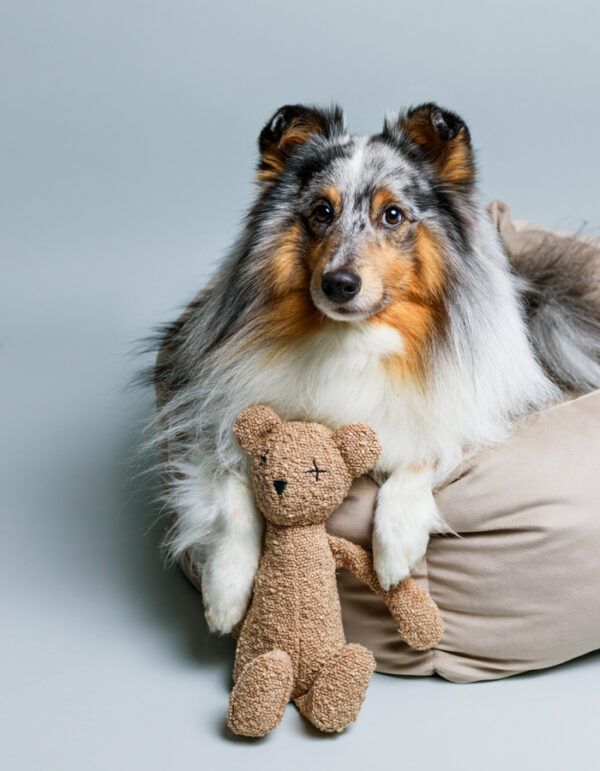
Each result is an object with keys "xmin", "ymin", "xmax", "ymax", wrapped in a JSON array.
[
  {"xmin": 257, "ymin": 104, "xmax": 345, "ymax": 183},
  {"xmin": 388, "ymin": 103, "xmax": 475, "ymax": 187}
]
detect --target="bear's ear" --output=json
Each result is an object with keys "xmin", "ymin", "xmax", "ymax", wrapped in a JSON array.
[
  {"xmin": 257, "ymin": 104, "xmax": 345, "ymax": 183},
  {"xmin": 386, "ymin": 102, "xmax": 475, "ymax": 187},
  {"xmin": 332, "ymin": 423, "xmax": 381, "ymax": 477},
  {"xmin": 234, "ymin": 405, "xmax": 282, "ymax": 454}
]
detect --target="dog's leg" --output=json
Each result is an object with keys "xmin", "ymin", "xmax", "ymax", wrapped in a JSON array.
[
  {"xmin": 372, "ymin": 465, "xmax": 443, "ymax": 590},
  {"xmin": 201, "ymin": 475, "xmax": 263, "ymax": 634}
]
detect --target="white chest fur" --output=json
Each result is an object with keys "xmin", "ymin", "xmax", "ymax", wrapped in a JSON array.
[{"xmin": 237, "ymin": 322, "xmax": 462, "ymax": 476}]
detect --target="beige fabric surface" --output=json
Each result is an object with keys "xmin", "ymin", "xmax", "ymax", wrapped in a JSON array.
[{"xmin": 173, "ymin": 204, "xmax": 600, "ymax": 683}]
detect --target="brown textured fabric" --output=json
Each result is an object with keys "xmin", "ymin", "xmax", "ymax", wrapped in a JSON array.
[
  {"xmin": 227, "ymin": 407, "xmax": 443, "ymax": 735},
  {"xmin": 228, "ymin": 650, "xmax": 294, "ymax": 737},
  {"xmin": 294, "ymin": 644, "xmax": 375, "ymax": 733},
  {"xmin": 328, "ymin": 536, "xmax": 443, "ymax": 651}
]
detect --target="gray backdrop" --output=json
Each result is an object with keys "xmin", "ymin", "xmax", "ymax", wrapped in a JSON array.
[{"xmin": 2, "ymin": 2, "xmax": 599, "ymax": 769}]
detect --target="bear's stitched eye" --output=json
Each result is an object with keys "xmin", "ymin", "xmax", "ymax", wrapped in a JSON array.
[
  {"xmin": 259, "ymin": 454, "xmax": 268, "ymax": 465},
  {"xmin": 305, "ymin": 459, "xmax": 327, "ymax": 481}
]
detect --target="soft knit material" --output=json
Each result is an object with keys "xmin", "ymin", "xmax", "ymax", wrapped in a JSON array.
[{"xmin": 227, "ymin": 406, "xmax": 443, "ymax": 736}]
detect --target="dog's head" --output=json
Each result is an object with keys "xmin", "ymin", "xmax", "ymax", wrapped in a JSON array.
[{"xmin": 250, "ymin": 102, "xmax": 477, "ymax": 375}]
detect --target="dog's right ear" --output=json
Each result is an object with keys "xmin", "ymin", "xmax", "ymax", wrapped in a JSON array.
[
  {"xmin": 257, "ymin": 104, "xmax": 345, "ymax": 183},
  {"xmin": 234, "ymin": 405, "xmax": 282, "ymax": 454}
]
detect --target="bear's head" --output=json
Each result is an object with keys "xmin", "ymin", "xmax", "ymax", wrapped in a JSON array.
[{"xmin": 234, "ymin": 405, "xmax": 381, "ymax": 526}]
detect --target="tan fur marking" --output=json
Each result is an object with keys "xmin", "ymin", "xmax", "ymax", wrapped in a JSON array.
[
  {"xmin": 256, "ymin": 225, "xmax": 342, "ymax": 348},
  {"xmin": 257, "ymin": 115, "xmax": 328, "ymax": 183},
  {"xmin": 411, "ymin": 224, "xmax": 445, "ymax": 298},
  {"xmin": 269, "ymin": 222, "xmax": 305, "ymax": 297},
  {"xmin": 370, "ymin": 188, "xmax": 397, "ymax": 219},
  {"xmin": 256, "ymin": 157, "xmax": 283, "ymax": 183},
  {"xmin": 370, "ymin": 224, "xmax": 447, "ymax": 383},
  {"xmin": 320, "ymin": 184, "xmax": 342, "ymax": 212},
  {"xmin": 401, "ymin": 110, "xmax": 474, "ymax": 185},
  {"xmin": 439, "ymin": 134, "xmax": 473, "ymax": 183},
  {"xmin": 259, "ymin": 291, "xmax": 323, "ymax": 347},
  {"xmin": 258, "ymin": 225, "xmax": 323, "ymax": 347}
]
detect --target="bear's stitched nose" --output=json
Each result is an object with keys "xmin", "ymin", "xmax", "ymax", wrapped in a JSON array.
[{"xmin": 273, "ymin": 479, "xmax": 287, "ymax": 495}]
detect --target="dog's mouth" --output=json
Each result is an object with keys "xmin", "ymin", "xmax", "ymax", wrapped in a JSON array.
[{"xmin": 310, "ymin": 289, "xmax": 391, "ymax": 322}]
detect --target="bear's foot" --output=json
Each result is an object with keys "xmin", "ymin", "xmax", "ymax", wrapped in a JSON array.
[
  {"xmin": 294, "ymin": 643, "xmax": 375, "ymax": 733},
  {"xmin": 227, "ymin": 649, "xmax": 294, "ymax": 737}
]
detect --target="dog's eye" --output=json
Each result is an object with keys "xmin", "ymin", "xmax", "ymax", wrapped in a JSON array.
[
  {"xmin": 259, "ymin": 454, "xmax": 268, "ymax": 465},
  {"xmin": 311, "ymin": 201, "xmax": 334, "ymax": 225},
  {"xmin": 381, "ymin": 205, "xmax": 403, "ymax": 228}
]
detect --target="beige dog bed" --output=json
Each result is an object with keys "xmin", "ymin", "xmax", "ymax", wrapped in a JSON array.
[
  {"xmin": 328, "ymin": 388, "xmax": 600, "ymax": 683},
  {"xmin": 165, "ymin": 204, "xmax": 600, "ymax": 683}
]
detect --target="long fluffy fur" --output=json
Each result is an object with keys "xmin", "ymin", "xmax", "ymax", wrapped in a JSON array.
[{"xmin": 513, "ymin": 235, "xmax": 600, "ymax": 392}]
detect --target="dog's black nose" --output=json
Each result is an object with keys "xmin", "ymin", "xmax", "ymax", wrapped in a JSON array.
[
  {"xmin": 321, "ymin": 271, "xmax": 361, "ymax": 303},
  {"xmin": 273, "ymin": 479, "xmax": 287, "ymax": 495}
]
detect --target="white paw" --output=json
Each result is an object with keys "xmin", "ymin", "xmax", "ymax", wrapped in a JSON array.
[
  {"xmin": 373, "ymin": 521, "xmax": 431, "ymax": 590},
  {"xmin": 372, "ymin": 531, "xmax": 410, "ymax": 591},
  {"xmin": 373, "ymin": 478, "xmax": 440, "ymax": 590},
  {"xmin": 204, "ymin": 592, "xmax": 249, "ymax": 635},
  {"xmin": 201, "ymin": 546, "xmax": 259, "ymax": 635},
  {"xmin": 401, "ymin": 523, "xmax": 432, "ymax": 572}
]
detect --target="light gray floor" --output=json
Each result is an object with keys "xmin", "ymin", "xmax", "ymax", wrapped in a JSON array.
[{"xmin": 2, "ymin": 2, "xmax": 599, "ymax": 769}]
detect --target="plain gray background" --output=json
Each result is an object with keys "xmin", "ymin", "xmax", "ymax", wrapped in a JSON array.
[{"xmin": 2, "ymin": 2, "xmax": 599, "ymax": 769}]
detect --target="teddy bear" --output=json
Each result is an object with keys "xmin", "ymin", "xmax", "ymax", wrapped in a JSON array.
[{"xmin": 227, "ymin": 405, "xmax": 444, "ymax": 737}]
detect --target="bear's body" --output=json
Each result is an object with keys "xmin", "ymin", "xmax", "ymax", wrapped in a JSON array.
[
  {"xmin": 227, "ymin": 406, "xmax": 444, "ymax": 736},
  {"xmin": 235, "ymin": 522, "xmax": 347, "ymax": 697}
]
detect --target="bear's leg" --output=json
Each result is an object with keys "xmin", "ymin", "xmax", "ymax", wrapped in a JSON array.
[
  {"xmin": 294, "ymin": 644, "xmax": 375, "ymax": 733},
  {"xmin": 227, "ymin": 650, "xmax": 294, "ymax": 737}
]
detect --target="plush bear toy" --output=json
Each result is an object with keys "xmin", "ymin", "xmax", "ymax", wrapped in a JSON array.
[{"xmin": 227, "ymin": 405, "xmax": 444, "ymax": 737}]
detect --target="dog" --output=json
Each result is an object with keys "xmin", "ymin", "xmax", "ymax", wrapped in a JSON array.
[{"xmin": 153, "ymin": 103, "xmax": 600, "ymax": 634}]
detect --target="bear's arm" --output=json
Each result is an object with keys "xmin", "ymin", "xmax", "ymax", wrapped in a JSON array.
[
  {"xmin": 327, "ymin": 535, "xmax": 444, "ymax": 651},
  {"xmin": 327, "ymin": 535, "xmax": 381, "ymax": 593}
]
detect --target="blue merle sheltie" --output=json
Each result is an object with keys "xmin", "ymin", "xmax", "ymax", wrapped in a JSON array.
[{"xmin": 153, "ymin": 103, "xmax": 600, "ymax": 634}]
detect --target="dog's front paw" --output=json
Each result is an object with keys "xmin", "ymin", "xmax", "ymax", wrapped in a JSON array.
[
  {"xmin": 204, "ymin": 593, "xmax": 249, "ymax": 635},
  {"xmin": 373, "ymin": 476, "xmax": 439, "ymax": 590},
  {"xmin": 201, "ymin": 546, "xmax": 258, "ymax": 635},
  {"xmin": 372, "ymin": 531, "xmax": 410, "ymax": 591},
  {"xmin": 399, "ymin": 524, "xmax": 431, "ymax": 574}
]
